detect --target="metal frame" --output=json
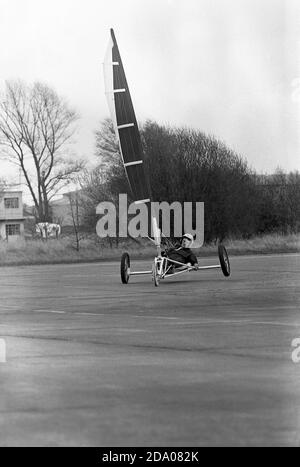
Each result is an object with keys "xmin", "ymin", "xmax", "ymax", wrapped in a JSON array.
[
  {"xmin": 129, "ymin": 254, "xmax": 222, "ymax": 285},
  {"xmin": 122, "ymin": 218, "xmax": 228, "ymax": 286}
]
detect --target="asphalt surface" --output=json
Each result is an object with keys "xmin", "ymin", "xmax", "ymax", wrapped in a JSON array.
[{"xmin": 0, "ymin": 253, "xmax": 299, "ymax": 447}]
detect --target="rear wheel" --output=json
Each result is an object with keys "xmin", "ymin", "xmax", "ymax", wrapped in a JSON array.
[
  {"xmin": 218, "ymin": 245, "xmax": 230, "ymax": 277},
  {"xmin": 120, "ymin": 253, "xmax": 130, "ymax": 284}
]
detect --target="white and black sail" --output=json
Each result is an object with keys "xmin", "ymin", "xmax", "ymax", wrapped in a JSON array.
[{"xmin": 103, "ymin": 29, "xmax": 151, "ymax": 205}]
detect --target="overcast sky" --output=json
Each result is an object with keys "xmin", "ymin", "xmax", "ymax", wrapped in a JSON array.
[{"xmin": 0, "ymin": 0, "xmax": 299, "ymax": 190}]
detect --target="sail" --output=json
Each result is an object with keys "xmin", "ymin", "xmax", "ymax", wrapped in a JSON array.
[{"xmin": 103, "ymin": 29, "xmax": 151, "ymax": 204}]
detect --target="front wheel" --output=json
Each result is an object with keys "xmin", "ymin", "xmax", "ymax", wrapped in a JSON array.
[
  {"xmin": 152, "ymin": 261, "xmax": 160, "ymax": 287},
  {"xmin": 218, "ymin": 245, "xmax": 230, "ymax": 277},
  {"xmin": 120, "ymin": 252, "xmax": 130, "ymax": 284}
]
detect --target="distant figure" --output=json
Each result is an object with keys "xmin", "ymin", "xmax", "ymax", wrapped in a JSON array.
[{"xmin": 36, "ymin": 223, "xmax": 61, "ymax": 239}]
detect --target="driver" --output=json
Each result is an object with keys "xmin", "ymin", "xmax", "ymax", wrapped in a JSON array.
[{"xmin": 164, "ymin": 233, "xmax": 199, "ymax": 270}]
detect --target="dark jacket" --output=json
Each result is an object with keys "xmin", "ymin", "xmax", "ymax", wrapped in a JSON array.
[{"xmin": 165, "ymin": 247, "xmax": 198, "ymax": 266}]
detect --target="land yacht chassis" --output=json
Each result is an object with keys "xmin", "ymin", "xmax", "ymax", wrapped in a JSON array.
[{"xmin": 120, "ymin": 228, "xmax": 231, "ymax": 287}]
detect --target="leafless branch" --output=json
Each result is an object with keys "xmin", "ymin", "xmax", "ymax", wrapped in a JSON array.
[{"xmin": 0, "ymin": 80, "xmax": 83, "ymax": 222}]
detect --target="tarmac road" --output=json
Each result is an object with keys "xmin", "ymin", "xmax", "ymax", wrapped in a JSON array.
[{"xmin": 0, "ymin": 254, "xmax": 299, "ymax": 446}]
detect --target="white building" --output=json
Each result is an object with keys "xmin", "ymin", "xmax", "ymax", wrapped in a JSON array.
[{"xmin": 0, "ymin": 191, "xmax": 25, "ymax": 240}]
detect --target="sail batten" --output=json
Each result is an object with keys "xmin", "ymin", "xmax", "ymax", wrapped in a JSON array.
[{"xmin": 118, "ymin": 123, "xmax": 135, "ymax": 129}]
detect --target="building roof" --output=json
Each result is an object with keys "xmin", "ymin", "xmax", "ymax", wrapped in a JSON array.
[
  {"xmin": 0, "ymin": 190, "xmax": 22, "ymax": 195},
  {"xmin": 50, "ymin": 190, "xmax": 83, "ymax": 206}
]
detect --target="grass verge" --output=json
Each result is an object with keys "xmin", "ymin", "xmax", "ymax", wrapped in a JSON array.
[{"xmin": 0, "ymin": 233, "xmax": 299, "ymax": 267}]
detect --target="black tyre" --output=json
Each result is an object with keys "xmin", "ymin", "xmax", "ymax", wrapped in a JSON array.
[
  {"xmin": 152, "ymin": 262, "xmax": 160, "ymax": 287},
  {"xmin": 218, "ymin": 244, "xmax": 230, "ymax": 277},
  {"xmin": 120, "ymin": 252, "xmax": 130, "ymax": 284}
]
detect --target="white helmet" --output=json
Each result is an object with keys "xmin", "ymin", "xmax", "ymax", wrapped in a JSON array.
[{"xmin": 182, "ymin": 233, "xmax": 194, "ymax": 243}]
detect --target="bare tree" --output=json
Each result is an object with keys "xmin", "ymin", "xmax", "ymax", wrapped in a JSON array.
[
  {"xmin": 66, "ymin": 192, "xmax": 84, "ymax": 251},
  {"xmin": 0, "ymin": 80, "xmax": 84, "ymax": 222}
]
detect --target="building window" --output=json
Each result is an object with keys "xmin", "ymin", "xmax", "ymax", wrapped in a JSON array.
[
  {"xmin": 6, "ymin": 224, "xmax": 21, "ymax": 236},
  {"xmin": 4, "ymin": 198, "xmax": 19, "ymax": 209}
]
